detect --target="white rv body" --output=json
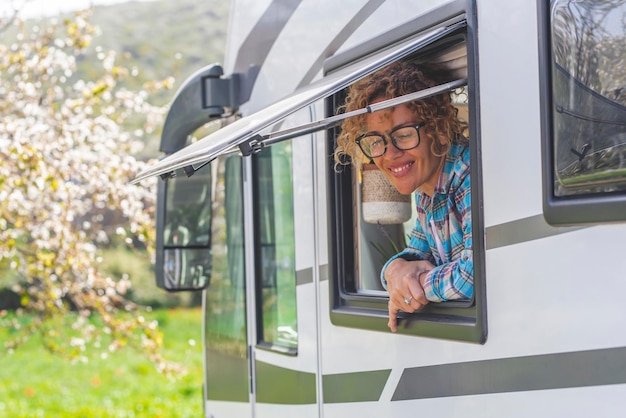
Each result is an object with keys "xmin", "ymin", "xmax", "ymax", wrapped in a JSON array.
[{"xmin": 143, "ymin": 0, "xmax": 626, "ymax": 417}]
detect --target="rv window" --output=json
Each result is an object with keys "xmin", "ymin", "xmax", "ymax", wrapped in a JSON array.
[
  {"xmin": 328, "ymin": 19, "xmax": 486, "ymax": 343},
  {"xmin": 540, "ymin": 1, "xmax": 626, "ymax": 224},
  {"xmin": 253, "ymin": 141, "xmax": 298, "ymax": 353},
  {"xmin": 354, "ymin": 86, "xmax": 470, "ymax": 295}
]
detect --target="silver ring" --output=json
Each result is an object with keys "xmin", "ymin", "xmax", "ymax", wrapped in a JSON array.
[{"xmin": 404, "ymin": 296, "xmax": 412, "ymax": 305}]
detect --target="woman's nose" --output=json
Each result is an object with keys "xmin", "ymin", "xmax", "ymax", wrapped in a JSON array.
[{"xmin": 385, "ymin": 139, "xmax": 403, "ymax": 158}]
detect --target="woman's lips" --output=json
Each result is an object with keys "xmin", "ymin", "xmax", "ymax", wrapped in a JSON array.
[{"xmin": 387, "ymin": 161, "xmax": 414, "ymax": 177}]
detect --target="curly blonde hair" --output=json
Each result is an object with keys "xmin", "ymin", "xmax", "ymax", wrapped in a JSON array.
[{"xmin": 334, "ymin": 61, "xmax": 468, "ymax": 168}]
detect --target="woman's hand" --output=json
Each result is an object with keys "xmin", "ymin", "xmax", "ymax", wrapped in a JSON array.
[{"xmin": 384, "ymin": 258, "xmax": 434, "ymax": 332}]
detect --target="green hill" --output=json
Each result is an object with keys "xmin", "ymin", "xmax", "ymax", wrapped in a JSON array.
[
  {"xmin": 0, "ymin": 0, "xmax": 230, "ymax": 156},
  {"xmin": 4, "ymin": 0, "xmax": 231, "ymax": 157},
  {"xmin": 81, "ymin": 0, "xmax": 230, "ymax": 94},
  {"xmin": 85, "ymin": 0, "xmax": 231, "ymax": 156}
]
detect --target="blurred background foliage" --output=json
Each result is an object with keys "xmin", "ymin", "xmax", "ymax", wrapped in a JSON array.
[
  {"xmin": 0, "ymin": 0, "xmax": 229, "ymax": 311},
  {"xmin": 0, "ymin": 0, "xmax": 229, "ymax": 414},
  {"xmin": 73, "ymin": 0, "xmax": 231, "ymax": 158}
]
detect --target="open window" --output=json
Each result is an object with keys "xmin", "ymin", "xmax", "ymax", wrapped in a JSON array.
[
  {"xmin": 327, "ymin": 1, "xmax": 486, "ymax": 343},
  {"xmin": 539, "ymin": 1, "xmax": 626, "ymax": 225}
]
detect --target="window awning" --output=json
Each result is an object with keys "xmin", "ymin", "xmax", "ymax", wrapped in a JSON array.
[{"xmin": 133, "ymin": 20, "xmax": 466, "ymax": 183}]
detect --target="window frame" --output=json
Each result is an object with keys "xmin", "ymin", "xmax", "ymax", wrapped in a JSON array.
[
  {"xmin": 326, "ymin": 0, "xmax": 487, "ymax": 344},
  {"xmin": 538, "ymin": 0, "xmax": 626, "ymax": 226},
  {"xmin": 251, "ymin": 144, "xmax": 299, "ymax": 355}
]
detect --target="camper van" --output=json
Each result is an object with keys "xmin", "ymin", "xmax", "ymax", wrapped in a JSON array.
[{"xmin": 134, "ymin": 0, "xmax": 626, "ymax": 416}]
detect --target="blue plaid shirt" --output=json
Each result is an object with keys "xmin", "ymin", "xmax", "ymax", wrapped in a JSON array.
[{"xmin": 381, "ymin": 143, "xmax": 473, "ymax": 302}]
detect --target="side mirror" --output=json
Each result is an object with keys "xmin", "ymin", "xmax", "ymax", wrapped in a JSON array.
[{"xmin": 155, "ymin": 163, "xmax": 213, "ymax": 291}]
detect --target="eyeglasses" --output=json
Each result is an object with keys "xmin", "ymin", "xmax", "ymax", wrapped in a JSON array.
[{"xmin": 355, "ymin": 122, "xmax": 425, "ymax": 159}]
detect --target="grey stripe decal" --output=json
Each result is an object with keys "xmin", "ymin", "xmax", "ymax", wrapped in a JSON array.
[
  {"xmin": 392, "ymin": 346, "xmax": 626, "ymax": 401},
  {"xmin": 255, "ymin": 360, "xmax": 317, "ymax": 404},
  {"xmin": 206, "ymin": 349, "xmax": 249, "ymax": 402},
  {"xmin": 323, "ymin": 369, "xmax": 391, "ymax": 403},
  {"xmin": 295, "ymin": 264, "xmax": 328, "ymax": 286},
  {"xmin": 297, "ymin": 0, "xmax": 386, "ymax": 88},
  {"xmin": 269, "ymin": 1, "xmax": 383, "ymax": 132},
  {"xmin": 486, "ymin": 214, "xmax": 584, "ymax": 250},
  {"xmin": 319, "ymin": 263, "xmax": 328, "ymax": 282},
  {"xmin": 233, "ymin": 0, "xmax": 304, "ymax": 101},
  {"xmin": 255, "ymin": 363, "xmax": 390, "ymax": 405},
  {"xmin": 296, "ymin": 267, "xmax": 313, "ymax": 286}
]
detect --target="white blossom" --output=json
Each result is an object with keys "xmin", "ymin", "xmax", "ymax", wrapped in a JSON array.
[{"xmin": 0, "ymin": 10, "xmax": 180, "ymax": 376}]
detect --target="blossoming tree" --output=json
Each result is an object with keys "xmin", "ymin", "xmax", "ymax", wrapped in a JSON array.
[{"xmin": 0, "ymin": 9, "xmax": 180, "ymax": 374}]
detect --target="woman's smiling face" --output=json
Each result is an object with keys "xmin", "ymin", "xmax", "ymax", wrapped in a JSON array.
[{"xmin": 365, "ymin": 103, "xmax": 443, "ymax": 196}]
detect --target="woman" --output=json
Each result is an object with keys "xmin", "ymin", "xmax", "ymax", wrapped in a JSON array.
[{"xmin": 334, "ymin": 61, "xmax": 473, "ymax": 332}]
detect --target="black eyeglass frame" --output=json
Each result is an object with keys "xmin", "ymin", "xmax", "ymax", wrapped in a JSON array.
[{"xmin": 355, "ymin": 122, "xmax": 426, "ymax": 159}]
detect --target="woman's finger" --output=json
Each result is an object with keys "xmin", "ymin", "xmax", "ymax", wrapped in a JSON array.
[{"xmin": 388, "ymin": 301, "xmax": 399, "ymax": 332}]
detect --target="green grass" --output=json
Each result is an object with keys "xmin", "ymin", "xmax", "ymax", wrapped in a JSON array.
[
  {"xmin": 559, "ymin": 167, "xmax": 626, "ymax": 186},
  {"xmin": 0, "ymin": 308, "xmax": 204, "ymax": 417}
]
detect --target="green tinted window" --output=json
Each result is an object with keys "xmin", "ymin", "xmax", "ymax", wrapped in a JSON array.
[{"xmin": 254, "ymin": 142, "xmax": 298, "ymax": 351}]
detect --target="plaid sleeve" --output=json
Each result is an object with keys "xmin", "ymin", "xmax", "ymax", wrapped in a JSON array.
[{"xmin": 422, "ymin": 167, "xmax": 473, "ymax": 302}]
